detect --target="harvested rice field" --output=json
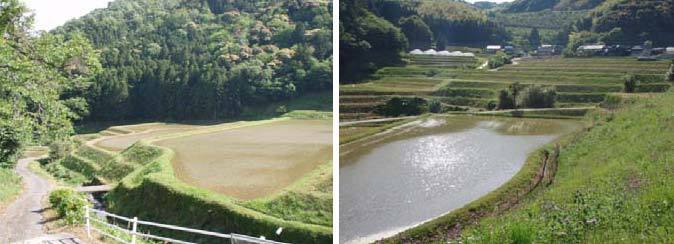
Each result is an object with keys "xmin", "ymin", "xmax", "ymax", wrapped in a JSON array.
[
  {"xmin": 154, "ymin": 119, "xmax": 332, "ymax": 199},
  {"xmin": 94, "ymin": 123, "xmax": 203, "ymax": 151}
]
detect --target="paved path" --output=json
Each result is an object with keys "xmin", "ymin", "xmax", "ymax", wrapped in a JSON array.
[
  {"xmin": 15, "ymin": 233, "xmax": 82, "ymax": 244},
  {"xmin": 76, "ymin": 185, "xmax": 113, "ymax": 193},
  {"xmin": 0, "ymin": 156, "xmax": 53, "ymax": 243}
]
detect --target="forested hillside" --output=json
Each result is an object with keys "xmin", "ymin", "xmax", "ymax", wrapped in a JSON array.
[
  {"xmin": 0, "ymin": 0, "xmax": 101, "ymax": 166},
  {"xmin": 571, "ymin": 0, "xmax": 674, "ymax": 46},
  {"xmin": 505, "ymin": 0, "xmax": 605, "ymax": 12},
  {"xmin": 55, "ymin": 0, "xmax": 332, "ymax": 121},
  {"xmin": 340, "ymin": 0, "xmax": 509, "ymax": 83}
]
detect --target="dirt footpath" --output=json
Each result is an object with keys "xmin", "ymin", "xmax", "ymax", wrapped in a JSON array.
[{"xmin": 0, "ymin": 156, "xmax": 53, "ymax": 243}]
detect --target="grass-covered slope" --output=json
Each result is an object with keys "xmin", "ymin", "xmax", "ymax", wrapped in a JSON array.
[{"xmin": 391, "ymin": 90, "xmax": 674, "ymax": 243}]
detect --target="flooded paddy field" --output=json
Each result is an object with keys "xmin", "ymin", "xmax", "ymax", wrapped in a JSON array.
[
  {"xmin": 154, "ymin": 119, "xmax": 332, "ymax": 200},
  {"xmin": 94, "ymin": 123, "xmax": 202, "ymax": 151},
  {"xmin": 339, "ymin": 116, "xmax": 582, "ymax": 243}
]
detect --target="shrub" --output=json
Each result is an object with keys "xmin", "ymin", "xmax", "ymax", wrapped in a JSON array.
[
  {"xmin": 376, "ymin": 97, "xmax": 428, "ymax": 116},
  {"xmin": 488, "ymin": 51, "xmax": 512, "ymax": 69},
  {"xmin": 425, "ymin": 69, "xmax": 440, "ymax": 77},
  {"xmin": 486, "ymin": 100, "xmax": 498, "ymax": 110},
  {"xmin": 623, "ymin": 75, "xmax": 638, "ymax": 93},
  {"xmin": 48, "ymin": 141, "xmax": 74, "ymax": 163},
  {"xmin": 275, "ymin": 105, "xmax": 288, "ymax": 115},
  {"xmin": 497, "ymin": 89, "xmax": 515, "ymax": 109},
  {"xmin": 519, "ymin": 86, "xmax": 557, "ymax": 108},
  {"xmin": 0, "ymin": 123, "xmax": 22, "ymax": 167},
  {"xmin": 428, "ymin": 99, "xmax": 442, "ymax": 113},
  {"xmin": 49, "ymin": 188, "xmax": 89, "ymax": 225}
]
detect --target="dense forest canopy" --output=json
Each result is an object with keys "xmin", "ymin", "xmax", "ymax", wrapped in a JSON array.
[
  {"xmin": 573, "ymin": 0, "xmax": 674, "ymax": 46},
  {"xmin": 55, "ymin": 0, "xmax": 332, "ymax": 121},
  {"xmin": 505, "ymin": 0, "xmax": 605, "ymax": 12},
  {"xmin": 340, "ymin": 0, "xmax": 509, "ymax": 83},
  {"xmin": 0, "ymin": 0, "xmax": 101, "ymax": 166}
]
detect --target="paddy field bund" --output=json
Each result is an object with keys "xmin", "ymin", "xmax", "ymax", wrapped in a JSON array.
[{"xmin": 52, "ymin": 111, "xmax": 332, "ymax": 243}]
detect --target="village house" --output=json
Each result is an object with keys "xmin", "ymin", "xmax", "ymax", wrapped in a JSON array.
[
  {"xmin": 577, "ymin": 44, "xmax": 606, "ymax": 56},
  {"xmin": 631, "ymin": 45, "xmax": 645, "ymax": 56},
  {"xmin": 537, "ymin": 45, "xmax": 561, "ymax": 56},
  {"xmin": 485, "ymin": 45, "xmax": 502, "ymax": 54}
]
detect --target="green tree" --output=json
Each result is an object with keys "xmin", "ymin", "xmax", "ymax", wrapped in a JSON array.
[
  {"xmin": 399, "ymin": 15, "xmax": 433, "ymax": 50},
  {"xmin": 528, "ymin": 27, "xmax": 541, "ymax": 49},
  {"xmin": 0, "ymin": 0, "xmax": 101, "ymax": 166}
]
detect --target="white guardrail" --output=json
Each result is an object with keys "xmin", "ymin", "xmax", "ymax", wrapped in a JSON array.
[{"xmin": 84, "ymin": 206, "xmax": 288, "ymax": 244}]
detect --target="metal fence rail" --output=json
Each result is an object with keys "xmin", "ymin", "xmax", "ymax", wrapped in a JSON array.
[{"xmin": 84, "ymin": 206, "xmax": 287, "ymax": 244}]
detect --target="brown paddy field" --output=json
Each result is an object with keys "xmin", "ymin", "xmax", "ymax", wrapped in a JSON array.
[
  {"xmin": 154, "ymin": 119, "xmax": 332, "ymax": 200},
  {"xmin": 94, "ymin": 123, "xmax": 202, "ymax": 151}
]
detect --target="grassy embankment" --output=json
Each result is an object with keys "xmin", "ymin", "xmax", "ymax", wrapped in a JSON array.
[
  {"xmin": 386, "ymin": 90, "xmax": 674, "ymax": 243},
  {"xmin": 341, "ymin": 56, "xmax": 670, "ymax": 121},
  {"xmin": 42, "ymin": 109, "xmax": 332, "ymax": 243}
]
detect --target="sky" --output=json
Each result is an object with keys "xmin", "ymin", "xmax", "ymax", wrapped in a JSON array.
[{"xmin": 21, "ymin": 0, "xmax": 114, "ymax": 31}]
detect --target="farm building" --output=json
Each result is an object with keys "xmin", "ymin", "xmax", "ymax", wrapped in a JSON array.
[
  {"xmin": 423, "ymin": 49, "xmax": 437, "ymax": 55},
  {"xmin": 667, "ymin": 47, "xmax": 674, "ymax": 54},
  {"xmin": 486, "ymin": 45, "xmax": 502, "ymax": 54},
  {"xmin": 577, "ymin": 45, "xmax": 606, "ymax": 56},
  {"xmin": 409, "ymin": 49, "xmax": 423, "ymax": 55},
  {"xmin": 631, "ymin": 45, "xmax": 645, "ymax": 56},
  {"xmin": 503, "ymin": 46, "xmax": 515, "ymax": 54},
  {"xmin": 605, "ymin": 45, "xmax": 630, "ymax": 56},
  {"xmin": 537, "ymin": 45, "xmax": 561, "ymax": 56},
  {"xmin": 652, "ymin": 48, "xmax": 666, "ymax": 55}
]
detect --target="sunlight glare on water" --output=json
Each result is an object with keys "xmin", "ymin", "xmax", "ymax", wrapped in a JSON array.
[{"xmin": 340, "ymin": 117, "xmax": 582, "ymax": 244}]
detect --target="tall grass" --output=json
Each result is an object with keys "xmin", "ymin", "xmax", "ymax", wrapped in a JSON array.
[{"xmin": 0, "ymin": 168, "xmax": 22, "ymax": 208}]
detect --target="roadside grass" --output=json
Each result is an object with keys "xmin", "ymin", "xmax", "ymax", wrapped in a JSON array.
[
  {"xmin": 0, "ymin": 168, "xmax": 22, "ymax": 210},
  {"xmin": 391, "ymin": 90, "xmax": 674, "ymax": 243}
]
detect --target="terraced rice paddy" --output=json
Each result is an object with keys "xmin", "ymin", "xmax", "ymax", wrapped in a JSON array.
[
  {"xmin": 154, "ymin": 119, "xmax": 332, "ymax": 199},
  {"xmin": 94, "ymin": 123, "xmax": 202, "ymax": 151},
  {"xmin": 340, "ymin": 56, "xmax": 671, "ymax": 121},
  {"xmin": 86, "ymin": 119, "xmax": 332, "ymax": 200}
]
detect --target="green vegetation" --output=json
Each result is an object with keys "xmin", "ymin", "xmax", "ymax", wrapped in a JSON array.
[
  {"xmin": 0, "ymin": 168, "xmax": 22, "ymax": 208},
  {"xmin": 505, "ymin": 0, "xmax": 605, "ymax": 12},
  {"xmin": 56, "ymin": 0, "xmax": 332, "ymax": 121},
  {"xmin": 376, "ymin": 97, "xmax": 428, "ymax": 117},
  {"xmin": 0, "ymin": 0, "xmax": 101, "ymax": 168},
  {"xmin": 388, "ymin": 90, "xmax": 674, "ymax": 243},
  {"xmin": 48, "ymin": 188, "xmax": 89, "ymax": 225},
  {"xmin": 487, "ymin": 52, "xmax": 512, "ymax": 69},
  {"xmin": 340, "ymin": 0, "xmax": 508, "ymax": 83}
]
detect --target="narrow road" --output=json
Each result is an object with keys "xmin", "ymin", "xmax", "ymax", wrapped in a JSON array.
[{"xmin": 0, "ymin": 156, "xmax": 53, "ymax": 243}]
